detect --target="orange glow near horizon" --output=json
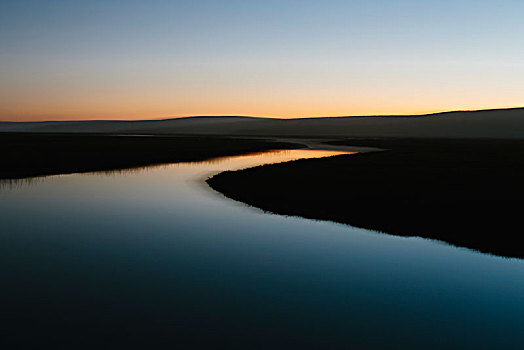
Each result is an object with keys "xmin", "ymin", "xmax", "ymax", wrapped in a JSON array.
[
  {"xmin": 2, "ymin": 93, "xmax": 523, "ymax": 122},
  {"xmin": 2, "ymin": 1, "xmax": 524, "ymax": 122},
  {"xmin": 2, "ymin": 65, "xmax": 523, "ymax": 121},
  {"xmin": 2, "ymin": 43, "xmax": 523, "ymax": 122},
  {"xmin": 2, "ymin": 49, "xmax": 524, "ymax": 122}
]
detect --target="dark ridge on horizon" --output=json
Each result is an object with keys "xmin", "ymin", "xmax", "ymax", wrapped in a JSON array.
[
  {"xmin": 292, "ymin": 106, "xmax": 524, "ymax": 120},
  {"xmin": 0, "ymin": 115, "xmax": 264, "ymax": 124},
  {"xmin": 2, "ymin": 106, "xmax": 524, "ymax": 139},
  {"xmin": 1, "ymin": 106, "xmax": 523, "ymax": 124}
]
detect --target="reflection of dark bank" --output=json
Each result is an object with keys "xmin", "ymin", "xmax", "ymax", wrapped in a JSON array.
[
  {"xmin": 208, "ymin": 138, "xmax": 524, "ymax": 259},
  {"xmin": 0, "ymin": 133, "xmax": 299, "ymax": 179}
]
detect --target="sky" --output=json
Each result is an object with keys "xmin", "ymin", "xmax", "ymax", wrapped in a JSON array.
[{"xmin": 1, "ymin": 0, "xmax": 524, "ymax": 121}]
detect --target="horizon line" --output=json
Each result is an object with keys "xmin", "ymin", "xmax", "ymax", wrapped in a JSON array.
[{"xmin": 1, "ymin": 106, "xmax": 524, "ymax": 123}]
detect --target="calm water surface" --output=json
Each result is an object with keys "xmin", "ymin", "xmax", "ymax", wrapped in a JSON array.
[{"xmin": 1, "ymin": 150, "xmax": 524, "ymax": 348}]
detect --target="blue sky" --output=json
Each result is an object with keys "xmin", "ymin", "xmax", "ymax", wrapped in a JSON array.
[{"xmin": 1, "ymin": 0, "xmax": 523, "ymax": 120}]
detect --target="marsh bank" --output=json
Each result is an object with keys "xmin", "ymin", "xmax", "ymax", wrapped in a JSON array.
[
  {"xmin": 208, "ymin": 138, "xmax": 524, "ymax": 258},
  {"xmin": 0, "ymin": 133, "xmax": 300, "ymax": 179}
]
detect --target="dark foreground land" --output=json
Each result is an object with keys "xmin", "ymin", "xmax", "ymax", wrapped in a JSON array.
[
  {"xmin": 208, "ymin": 138, "xmax": 524, "ymax": 258},
  {"xmin": 4, "ymin": 132, "xmax": 524, "ymax": 258},
  {"xmin": 0, "ymin": 133, "xmax": 298, "ymax": 179}
]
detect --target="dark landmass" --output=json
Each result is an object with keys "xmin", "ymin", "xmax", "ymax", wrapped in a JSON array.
[
  {"xmin": 208, "ymin": 138, "xmax": 524, "ymax": 258},
  {"xmin": 2, "ymin": 107, "xmax": 524, "ymax": 139},
  {"xmin": 0, "ymin": 133, "xmax": 299, "ymax": 179},
  {"xmin": 4, "ymin": 130, "xmax": 524, "ymax": 258}
]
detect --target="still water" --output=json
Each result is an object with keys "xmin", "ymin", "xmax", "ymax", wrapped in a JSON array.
[{"xmin": 1, "ymin": 149, "xmax": 524, "ymax": 348}]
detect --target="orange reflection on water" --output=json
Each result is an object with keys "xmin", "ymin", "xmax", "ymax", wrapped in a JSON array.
[
  {"xmin": 87, "ymin": 149, "xmax": 358, "ymax": 188},
  {"xmin": 208, "ymin": 149, "xmax": 356, "ymax": 170},
  {"xmin": 0, "ymin": 149, "xmax": 357, "ymax": 191}
]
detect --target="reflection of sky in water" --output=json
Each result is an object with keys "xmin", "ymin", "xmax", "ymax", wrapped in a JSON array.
[{"xmin": 1, "ymin": 150, "xmax": 524, "ymax": 348}]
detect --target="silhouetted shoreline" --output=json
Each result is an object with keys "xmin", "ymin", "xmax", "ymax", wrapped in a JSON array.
[
  {"xmin": 208, "ymin": 138, "xmax": 524, "ymax": 259},
  {"xmin": 5, "ymin": 132, "xmax": 524, "ymax": 258},
  {"xmin": 0, "ymin": 133, "xmax": 300, "ymax": 179}
]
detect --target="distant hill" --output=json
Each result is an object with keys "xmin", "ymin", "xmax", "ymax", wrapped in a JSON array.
[{"xmin": 2, "ymin": 108, "xmax": 524, "ymax": 138}]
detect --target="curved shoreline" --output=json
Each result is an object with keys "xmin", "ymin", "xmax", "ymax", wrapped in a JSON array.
[
  {"xmin": 0, "ymin": 133, "xmax": 302, "ymax": 180},
  {"xmin": 207, "ymin": 138, "xmax": 524, "ymax": 259}
]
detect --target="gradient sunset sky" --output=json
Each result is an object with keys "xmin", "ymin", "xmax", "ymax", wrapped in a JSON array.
[{"xmin": 1, "ymin": 0, "xmax": 523, "ymax": 121}]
